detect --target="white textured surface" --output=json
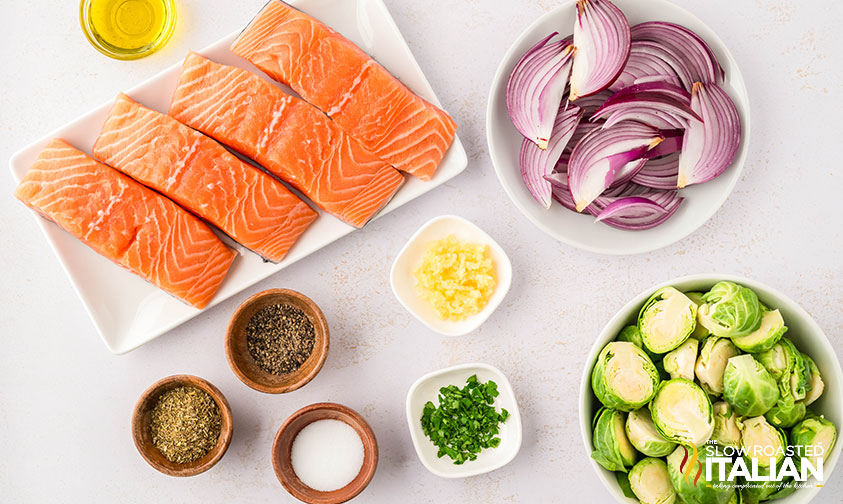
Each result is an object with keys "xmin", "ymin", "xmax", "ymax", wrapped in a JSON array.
[{"xmin": 1, "ymin": 0, "xmax": 841, "ymax": 502}]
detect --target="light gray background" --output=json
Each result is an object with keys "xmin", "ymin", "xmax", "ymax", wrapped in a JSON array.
[{"xmin": 1, "ymin": 0, "xmax": 841, "ymax": 502}]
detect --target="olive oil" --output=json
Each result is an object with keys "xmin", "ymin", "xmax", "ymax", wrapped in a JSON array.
[{"xmin": 81, "ymin": 0, "xmax": 175, "ymax": 59}]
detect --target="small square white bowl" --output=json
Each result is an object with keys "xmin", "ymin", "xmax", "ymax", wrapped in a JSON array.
[
  {"xmin": 405, "ymin": 363, "xmax": 522, "ymax": 478},
  {"xmin": 389, "ymin": 215, "xmax": 512, "ymax": 336}
]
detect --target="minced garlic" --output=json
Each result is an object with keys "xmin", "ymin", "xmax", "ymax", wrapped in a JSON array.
[{"xmin": 413, "ymin": 235, "xmax": 497, "ymax": 321}]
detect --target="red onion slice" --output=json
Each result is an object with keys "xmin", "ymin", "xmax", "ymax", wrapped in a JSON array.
[
  {"xmin": 506, "ymin": 34, "xmax": 575, "ymax": 149},
  {"xmin": 677, "ymin": 82, "xmax": 741, "ymax": 188},
  {"xmin": 592, "ymin": 192, "xmax": 683, "ymax": 229},
  {"xmin": 609, "ymin": 40, "xmax": 682, "ymax": 92},
  {"xmin": 631, "ymin": 22, "xmax": 724, "ymax": 91},
  {"xmin": 569, "ymin": 0, "xmax": 631, "ymax": 100},
  {"xmin": 568, "ymin": 122, "xmax": 663, "ymax": 211},
  {"xmin": 595, "ymin": 196, "xmax": 668, "ymax": 221},
  {"xmin": 520, "ymin": 105, "xmax": 583, "ymax": 208},
  {"xmin": 632, "ymin": 153, "xmax": 680, "ymax": 189}
]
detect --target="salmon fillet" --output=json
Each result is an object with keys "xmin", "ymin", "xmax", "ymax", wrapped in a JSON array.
[
  {"xmin": 230, "ymin": 0, "xmax": 458, "ymax": 181},
  {"xmin": 169, "ymin": 52, "xmax": 404, "ymax": 228},
  {"xmin": 92, "ymin": 93, "xmax": 317, "ymax": 262},
  {"xmin": 14, "ymin": 139, "xmax": 235, "ymax": 309}
]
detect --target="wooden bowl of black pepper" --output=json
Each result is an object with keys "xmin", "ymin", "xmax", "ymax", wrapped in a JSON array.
[
  {"xmin": 131, "ymin": 374, "xmax": 233, "ymax": 477},
  {"xmin": 226, "ymin": 289, "xmax": 330, "ymax": 394}
]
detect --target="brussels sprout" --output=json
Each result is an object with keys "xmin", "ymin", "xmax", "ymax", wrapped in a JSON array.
[
  {"xmin": 711, "ymin": 401, "xmax": 742, "ymax": 448},
  {"xmin": 639, "ymin": 287, "xmax": 698, "ymax": 354},
  {"xmin": 698, "ymin": 282, "xmax": 762, "ymax": 339},
  {"xmin": 592, "ymin": 342, "xmax": 660, "ymax": 411},
  {"xmin": 723, "ymin": 355, "xmax": 779, "ymax": 417},
  {"xmin": 629, "ymin": 458, "xmax": 677, "ymax": 504},
  {"xmin": 764, "ymin": 393, "xmax": 806, "ymax": 429},
  {"xmin": 686, "ymin": 292, "xmax": 711, "ymax": 341},
  {"xmin": 695, "ymin": 337, "xmax": 740, "ymax": 396},
  {"xmin": 739, "ymin": 465, "xmax": 782, "ymax": 504},
  {"xmin": 617, "ymin": 324, "xmax": 661, "ymax": 361},
  {"xmin": 756, "ymin": 339, "xmax": 811, "ymax": 401},
  {"xmin": 627, "ymin": 408, "xmax": 677, "ymax": 457},
  {"xmin": 592, "ymin": 407, "xmax": 637, "ymax": 471},
  {"xmin": 664, "ymin": 339, "xmax": 698, "ymax": 381},
  {"xmin": 730, "ymin": 309, "xmax": 787, "ymax": 353},
  {"xmin": 790, "ymin": 413, "xmax": 837, "ymax": 472},
  {"xmin": 650, "ymin": 379, "xmax": 714, "ymax": 446},
  {"xmin": 802, "ymin": 354, "xmax": 824, "ymax": 406},
  {"xmin": 667, "ymin": 444, "xmax": 735, "ymax": 504},
  {"xmin": 739, "ymin": 416, "xmax": 787, "ymax": 468}
]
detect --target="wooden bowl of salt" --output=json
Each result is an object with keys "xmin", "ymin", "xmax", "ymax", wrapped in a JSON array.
[{"xmin": 272, "ymin": 402, "xmax": 378, "ymax": 503}]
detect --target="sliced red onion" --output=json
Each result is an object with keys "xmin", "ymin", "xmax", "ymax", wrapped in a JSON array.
[
  {"xmin": 644, "ymin": 129, "xmax": 683, "ymax": 158},
  {"xmin": 609, "ymin": 40, "xmax": 682, "ymax": 91},
  {"xmin": 520, "ymin": 105, "xmax": 583, "ymax": 208},
  {"xmin": 545, "ymin": 171, "xmax": 578, "ymax": 211},
  {"xmin": 632, "ymin": 153, "xmax": 680, "ymax": 189},
  {"xmin": 567, "ymin": 122, "xmax": 663, "ymax": 211},
  {"xmin": 566, "ymin": 90, "xmax": 613, "ymax": 117},
  {"xmin": 631, "ymin": 22, "xmax": 724, "ymax": 91},
  {"xmin": 563, "ymin": 121, "xmax": 602, "ymax": 154},
  {"xmin": 591, "ymin": 191, "xmax": 683, "ymax": 229},
  {"xmin": 507, "ymin": 34, "xmax": 575, "ymax": 149},
  {"xmin": 605, "ymin": 80, "xmax": 692, "ymax": 104},
  {"xmin": 612, "ymin": 158, "xmax": 648, "ymax": 187},
  {"xmin": 569, "ymin": 0, "xmax": 631, "ymax": 100},
  {"xmin": 677, "ymin": 82, "xmax": 741, "ymax": 188}
]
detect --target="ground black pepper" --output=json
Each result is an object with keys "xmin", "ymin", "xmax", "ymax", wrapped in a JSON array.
[
  {"xmin": 246, "ymin": 303, "xmax": 315, "ymax": 375},
  {"xmin": 149, "ymin": 386, "xmax": 221, "ymax": 464}
]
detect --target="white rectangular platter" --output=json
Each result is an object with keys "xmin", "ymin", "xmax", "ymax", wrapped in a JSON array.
[{"xmin": 8, "ymin": 0, "xmax": 467, "ymax": 354}]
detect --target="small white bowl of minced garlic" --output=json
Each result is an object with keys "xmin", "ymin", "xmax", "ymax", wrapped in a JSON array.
[{"xmin": 390, "ymin": 215, "xmax": 512, "ymax": 336}]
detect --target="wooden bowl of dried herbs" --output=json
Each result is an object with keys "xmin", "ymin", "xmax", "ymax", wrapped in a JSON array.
[
  {"xmin": 225, "ymin": 289, "xmax": 330, "ymax": 394},
  {"xmin": 131, "ymin": 374, "xmax": 233, "ymax": 477}
]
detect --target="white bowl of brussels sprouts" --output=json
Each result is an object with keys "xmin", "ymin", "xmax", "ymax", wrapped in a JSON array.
[{"xmin": 579, "ymin": 274, "xmax": 842, "ymax": 504}]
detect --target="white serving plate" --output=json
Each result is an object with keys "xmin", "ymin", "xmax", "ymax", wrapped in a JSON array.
[
  {"xmin": 389, "ymin": 215, "xmax": 512, "ymax": 336},
  {"xmin": 406, "ymin": 362, "xmax": 522, "ymax": 478},
  {"xmin": 486, "ymin": 0, "xmax": 750, "ymax": 255},
  {"xmin": 8, "ymin": 0, "xmax": 467, "ymax": 354},
  {"xmin": 579, "ymin": 274, "xmax": 843, "ymax": 504}
]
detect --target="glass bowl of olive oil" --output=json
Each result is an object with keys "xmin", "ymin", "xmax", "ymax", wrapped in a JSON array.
[{"xmin": 80, "ymin": 0, "xmax": 176, "ymax": 60}]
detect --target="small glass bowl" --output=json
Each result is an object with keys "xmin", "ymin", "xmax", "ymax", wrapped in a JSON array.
[{"xmin": 79, "ymin": 0, "xmax": 176, "ymax": 60}]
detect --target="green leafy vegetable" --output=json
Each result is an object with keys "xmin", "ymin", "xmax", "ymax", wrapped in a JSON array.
[{"xmin": 420, "ymin": 374, "xmax": 510, "ymax": 465}]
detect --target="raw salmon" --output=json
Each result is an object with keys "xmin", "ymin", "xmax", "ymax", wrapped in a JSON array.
[
  {"xmin": 169, "ymin": 52, "xmax": 404, "ymax": 227},
  {"xmin": 230, "ymin": 0, "xmax": 458, "ymax": 181},
  {"xmin": 93, "ymin": 93, "xmax": 318, "ymax": 262},
  {"xmin": 14, "ymin": 139, "xmax": 235, "ymax": 309}
]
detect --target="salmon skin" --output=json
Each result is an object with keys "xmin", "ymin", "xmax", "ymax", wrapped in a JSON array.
[
  {"xmin": 14, "ymin": 139, "xmax": 235, "ymax": 309},
  {"xmin": 169, "ymin": 52, "xmax": 404, "ymax": 228},
  {"xmin": 230, "ymin": 0, "xmax": 458, "ymax": 181},
  {"xmin": 93, "ymin": 93, "xmax": 317, "ymax": 263}
]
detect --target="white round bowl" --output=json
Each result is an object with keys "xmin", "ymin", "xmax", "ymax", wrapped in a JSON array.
[
  {"xmin": 486, "ymin": 0, "xmax": 751, "ymax": 255},
  {"xmin": 579, "ymin": 274, "xmax": 843, "ymax": 503}
]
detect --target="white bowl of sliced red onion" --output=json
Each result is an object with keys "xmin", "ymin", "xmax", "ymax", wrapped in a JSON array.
[{"xmin": 487, "ymin": 0, "xmax": 749, "ymax": 255}]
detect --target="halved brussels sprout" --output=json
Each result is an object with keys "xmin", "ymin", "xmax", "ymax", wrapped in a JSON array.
[
  {"xmin": 790, "ymin": 413, "xmax": 837, "ymax": 472},
  {"xmin": 730, "ymin": 309, "xmax": 787, "ymax": 353},
  {"xmin": 695, "ymin": 336, "xmax": 740, "ymax": 396},
  {"xmin": 698, "ymin": 282, "xmax": 762, "ymax": 339},
  {"xmin": 638, "ymin": 287, "xmax": 698, "ymax": 354},
  {"xmin": 802, "ymin": 354, "xmax": 824, "ymax": 406},
  {"xmin": 650, "ymin": 379, "xmax": 714, "ymax": 446},
  {"xmin": 592, "ymin": 341, "xmax": 660, "ymax": 411},
  {"xmin": 757, "ymin": 339, "xmax": 811, "ymax": 401},
  {"xmin": 712, "ymin": 401, "xmax": 742, "ymax": 447},
  {"xmin": 627, "ymin": 408, "xmax": 677, "ymax": 457},
  {"xmin": 592, "ymin": 407, "xmax": 638, "ymax": 472},
  {"xmin": 663, "ymin": 339, "xmax": 698, "ymax": 381},
  {"xmin": 723, "ymin": 355, "xmax": 779, "ymax": 417},
  {"xmin": 765, "ymin": 393, "xmax": 806, "ymax": 429},
  {"xmin": 617, "ymin": 324, "xmax": 661, "ymax": 361},
  {"xmin": 667, "ymin": 444, "xmax": 735, "ymax": 504},
  {"xmin": 686, "ymin": 292, "xmax": 711, "ymax": 341},
  {"xmin": 739, "ymin": 416, "xmax": 787, "ymax": 468},
  {"xmin": 629, "ymin": 458, "xmax": 677, "ymax": 504}
]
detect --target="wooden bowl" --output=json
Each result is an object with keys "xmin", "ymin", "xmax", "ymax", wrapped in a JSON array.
[
  {"xmin": 272, "ymin": 403, "xmax": 378, "ymax": 504},
  {"xmin": 226, "ymin": 289, "xmax": 329, "ymax": 394},
  {"xmin": 131, "ymin": 374, "xmax": 233, "ymax": 477}
]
